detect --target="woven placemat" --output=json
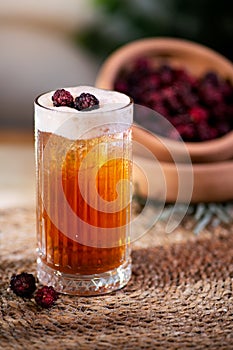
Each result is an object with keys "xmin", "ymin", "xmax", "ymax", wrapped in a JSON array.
[{"xmin": 0, "ymin": 206, "xmax": 233, "ymax": 350}]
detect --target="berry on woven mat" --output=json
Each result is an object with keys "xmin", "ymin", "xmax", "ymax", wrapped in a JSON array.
[
  {"xmin": 35, "ymin": 286, "xmax": 59, "ymax": 308},
  {"xmin": 10, "ymin": 272, "xmax": 36, "ymax": 298}
]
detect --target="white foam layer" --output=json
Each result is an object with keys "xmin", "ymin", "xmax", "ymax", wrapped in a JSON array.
[{"xmin": 35, "ymin": 86, "xmax": 133, "ymax": 140}]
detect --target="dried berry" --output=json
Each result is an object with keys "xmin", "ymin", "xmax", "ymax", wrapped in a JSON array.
[
  {"xmin": 176, "ymin": 124, "xmax": 196, "ymax": 141},
  {"xmin": 10, "ymin": 272, "xmax": 36, "ymax": 298},
  {"xmin": 197, "ymin": 122, "xmax": 218, "ymax": 141},
  {"xmin": 74, "ymin": 92, "xmax": 99, "ymax": 111},
  {"xmin": 171, "ymin": 114, "xmax": 192, "ymax": 127},
  {"xmin": 202, "ymin": 71, "xmax": 219, "ymax": 86},
  {"xmin": 198, "ymin": 83, "xmax": 223, "ymax": 106},
  {"xmin": 189, "ymin": 106, "xmax": 208, "ymax": 123},
  {"xmin": 162, "ymin": 87, "xmax": 182, "ymax": 112},
  {"xmin": 114, "ymin": 80, "xmax": 128, "ymax": 94},
  {"xmin": 35, "ymin": 286, "xmax": 58, "ymax": 308},
  {"xmin": 144, "ymin": 74, "xmax": 160, "ymax": 90},
  {"xmin": 158, "ymin": 65, "xmax": 174, "ymax": 86},
  {"xmin": 52, "ymin": 89, "xmax": 74, "ymax": 107},
  {"xmin": 114, "ymin": 57, "xmax": 233, "ymax": 142},
  {"xmin": 175, "ymin": 68, "xmax": 198, "ymax": 87}
]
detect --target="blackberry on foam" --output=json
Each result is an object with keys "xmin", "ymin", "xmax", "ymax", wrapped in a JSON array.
[{"xmin": 35, "ymin": 86, "xmax": 133, "ymax": 140}]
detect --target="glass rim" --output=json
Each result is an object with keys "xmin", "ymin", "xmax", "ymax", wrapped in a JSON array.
[{"xmin": 34, "ymin": 89, "xmax": 134, "ymax": 115}]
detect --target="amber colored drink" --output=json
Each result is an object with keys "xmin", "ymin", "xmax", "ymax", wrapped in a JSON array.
[
  {"xmin": 37, "ymin": 129, "xmax": 131, "ymax": 275},
  {"xmin": 35, "ymin": 86, "xmax": 133, "ymax": 295}
]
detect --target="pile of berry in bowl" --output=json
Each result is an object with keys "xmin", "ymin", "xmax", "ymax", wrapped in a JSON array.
[{"xmin": 96, "ymin": 38, "xmax": 233, "ymax": 202}]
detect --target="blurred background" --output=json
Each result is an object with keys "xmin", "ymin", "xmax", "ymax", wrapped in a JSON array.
[
  {"xmin": 0, "ymin": 0, "xmax": 98, "ymax": 131},
  {"xmin": 0, "ymin": 0, "xmax": 232, "ymax": 207},
  {"xmin": 0, "ymin": 0, "xmax": 232, "ymax": 132}
]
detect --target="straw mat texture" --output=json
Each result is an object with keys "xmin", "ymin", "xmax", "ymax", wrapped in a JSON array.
[{"xmin": 1, "ymin": 207, "xmax": 233, "ymax": 349}]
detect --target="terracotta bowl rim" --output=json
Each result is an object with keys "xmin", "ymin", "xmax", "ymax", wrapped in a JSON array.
[{"xmin": 133, "ymin": 153, "xmax": 233, "ymax": 203}]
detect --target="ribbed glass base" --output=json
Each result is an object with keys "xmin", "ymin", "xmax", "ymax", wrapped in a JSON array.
[{"xmin": 37, "ymin": 258, "xmax": 132, "ymax": 296}]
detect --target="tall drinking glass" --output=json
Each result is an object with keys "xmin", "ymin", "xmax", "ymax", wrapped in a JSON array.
[{"xmin": 34, "ymin": 87, "xmax": 133, "ymax": 295}]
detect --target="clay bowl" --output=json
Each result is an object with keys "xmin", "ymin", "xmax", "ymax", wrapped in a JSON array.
[
  {"xmin": 96, "ymin": 38, "xmax": 233, "ymax": 202},
  {"xmin": 96, "ymin": 37, "xmax": 233, "ymax": 164},
  {"xmin": 133, "ymin": 154, "xmax": 233, "ymax": 203}
]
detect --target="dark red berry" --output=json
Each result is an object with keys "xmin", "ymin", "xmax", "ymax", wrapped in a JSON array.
[
  {"xmin": 114, "ymin": 58, "xmax": 233, "ymax": 142},
  {"xmin": 74, "ymin": 92, "xmax": 99, "ymax": 111},
  {"xmin": 197, "ymin": 121, "xmax": 218, "ymax": 141},
  {"xmin": 221, "ymin": 80, "xmax": 233, "ymax": 100},
  {"xmin": 52, "ymin": 89, "xmax": 74, "ymax": 107},
  {"xmin": 175, "ymin": 68, "xmax": 198, "ymax": 87},
  {"xmin": 153, "ymin": 103, "xmax": 169, "ymax": 117},
  {"xmin": 202, "ymin": 71, "xmax": 219, "ymax": 86},
  {"xmin": 144, "ymin": 74, "xmax": 160, "ymax": 90},
  {"xmin": 35, "ymin": 286, "xmax": 58, "ymax": 308},
  {"xmin": 158, "ymin": 65, "xmax": 174, "ymax": 86},
  {"xmin": 162, "ymin": 87, "xmax": 182, "ymax": 112},
  {"xmin": 215, "ymin": 122, "xmax": 231, "ymax": 136},
  {"xmin": 144, "ymin": 91, "xmax": 163, "ymax": 106},
  {"xmin": 175, "ymin": 83, "xmax": 198, "ymax": 108},
  {"xmin": 133, "ymin": 57, "xmax": 151, "ymax": 73},
  {"xmin": 114, "ymin": 80, "xmax": 128, "ymax": 93},
  {"xmin": 170, "ymin": 114, "xmax": 192, "ymax": 127},
  {"xmin": 176, "ymin": 124, "xmax": 196, "ymax": 141},
  {"xmin": 10, "ymin": 272, "xmax": 36, "ymax": 298},
  {"xmin": 198, "ymin": 83, "xmax": 223, "ymax": 106},
  {"xmin": 189, "ymin": 106, "xmax": 208, "ymax": 123}
]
